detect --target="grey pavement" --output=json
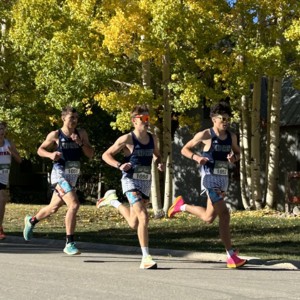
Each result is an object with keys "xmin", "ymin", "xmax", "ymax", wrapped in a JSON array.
[{"xmin": 1, "ymin": 236, "xmax": 300, "ymax": 300}]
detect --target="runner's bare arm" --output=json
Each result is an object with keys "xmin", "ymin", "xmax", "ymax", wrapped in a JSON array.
[
  {"xmin": 77, "ymin": 129, "xmax": 94, "ymax": 159},
  {"xmin": 102, "ymin": 134, "xmax": 131, "ymax": 170},
  {"xmin": 181, "ymin": 129, "xmax": 211, "ymax": 165},
  {"xmin": 7, "ymin": 140, "xmax": 22, "ymax": 164},
  {"xmin": 37, "ymin": 130, "xmax": 61, "ymax": 161},
  {"xmin": 153, "ymin": 135, "xmax": 163, "ymax": 172},
  {"xmin": 227, "ymin": 132, "xmax": 240, "ymax": 163}
]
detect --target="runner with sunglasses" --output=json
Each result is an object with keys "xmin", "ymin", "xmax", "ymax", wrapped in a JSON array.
[
  {"xmin": 168, "ymin": 101, "xmax": 247, "ymax": 268},
  {"xmin": 97, "ymin": 104, "xmax": 163, "ymax": 269}
]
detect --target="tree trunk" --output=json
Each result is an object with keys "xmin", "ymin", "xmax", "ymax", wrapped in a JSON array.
[
  {"xmin": 240, "ymin": 95, "xmax": 251, "ymax": 209},
  {"xmin": 161, "ymin": 45, "xmax": 173, "ymax": 214},
  {"xmin": 141, "ymin": 51, "xmax": 163, "ymax": 217},
  {"xmin": 265, "ymin": 76, "xmax": 281, "ymax": 208},
  {"xmin": 1, "ymin": 20, "xmax": 6, "ymax": 56},
  {"xmin": 151, "ymin": 127, "xmax": 163, "ymax": 217},
  {"xmin": 264, "ymin": 76, "xmax": 273, "ymax": 201},
  {"xmin": 251, "ymin": 78, "xmax": 263, "ymax": 209}
]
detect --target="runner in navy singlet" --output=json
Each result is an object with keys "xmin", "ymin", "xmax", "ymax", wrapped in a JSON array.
[
  {"xmin": 0, "ymin": 121, "xmax": 22, "ymax": 239},
  {"xmin": 168, "ymin": 101, "xmax": 247, "ymax": 269},
  {"xmin": 98, "ymin": 105, "xmax": 164, "ymax": 269},
  {"xmin": 23, "ymin": 106, "xmax": 94, "ymax": 255}
]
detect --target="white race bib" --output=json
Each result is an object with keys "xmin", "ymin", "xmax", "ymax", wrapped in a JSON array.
[
  {"xmin": 0, "ymin": 164, "xmax": 10, "ymax": 175},
  {"xmin": 65, "ymin": 161, "xmax": 80, "ymax": 175},
  {"xmin": 213, "ymin": 160, "xmax": 228, "ymax": 176},
  {"xmin": 133, "ymin": 166, "xmax": 151, "ymax": 181}
]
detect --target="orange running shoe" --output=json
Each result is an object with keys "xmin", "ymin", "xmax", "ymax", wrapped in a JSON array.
[{"xmin": 167, "ymin": 196, "xmax": 185, "ymax": 218}]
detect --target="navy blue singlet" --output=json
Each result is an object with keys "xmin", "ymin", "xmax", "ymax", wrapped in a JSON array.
[{"xmin": 121, "ymin": 132, "xmax": 154, "ymax": 196}]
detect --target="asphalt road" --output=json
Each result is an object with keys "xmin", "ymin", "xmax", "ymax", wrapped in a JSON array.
[{"xmin": 1, "ymin": 236, "xmax": 300, "ymax": 300}]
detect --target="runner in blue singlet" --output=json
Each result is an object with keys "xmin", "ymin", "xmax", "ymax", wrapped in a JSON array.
[
  {"xmin": 23, "ymin": 106, "xmax": 94, "ymax": 255},
  {"xmin": 98, "ymin": 104, "xmax": 164, "ymax": 269},
  {"xmin": 168, "ymin": 101, "xmax": 247, "ymax": 269},
  {"xmin": 121, "ymin": 131, "xmax": 154, "ymax": 202}
]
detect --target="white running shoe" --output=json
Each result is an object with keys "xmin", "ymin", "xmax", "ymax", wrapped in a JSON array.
[
  {"xmin": 140, "ymin": 255, "xmax": 157, "ymax": 269},
  {"xmin": 96, "ymin": 190, "xmax": 118, "ymax": 208}
]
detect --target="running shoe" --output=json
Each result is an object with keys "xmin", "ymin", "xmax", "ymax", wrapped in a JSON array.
[
  {"xmin": 227, "ymin": 253, "xmax": 247, "ymax": 268},
  {"xmin": 140, "ymin": 255, "xmax": 157, "ymax": 269},
  {"xmin": 167, "ymin": 195, "xmax": 185, "ymax": 218},
  {"xmin": 96, "ymin": 189, "xmax": 118, "ymax": 208},
  {"xmin": 23, "ymin": 215, "xmax": 34, "ymax": 241},
  {"xmin": 63, "ymin": 242, "xmax": 81, "ymax": 255},
  {"xmin": 0, "ymin": 226, "xmax": 6, "ymax": 240}
]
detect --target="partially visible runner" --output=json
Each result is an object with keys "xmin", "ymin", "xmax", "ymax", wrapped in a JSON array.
[
  {"xmin": 97, "ymin": 105, "xmax": 164, "ymax": 269},
  {"xmin": 0, "ymin": 121, "xmax": 22, "ymax": 239},
  {"xmin": 168, "ymin": 102, "xmax": 247, "ymax": 268},
  {"xmin": 23, "ymin": 106, "xmax": 94, "ymax": 255}
]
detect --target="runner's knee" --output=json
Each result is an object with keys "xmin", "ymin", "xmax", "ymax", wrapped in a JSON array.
[
  {"xmin": 67, "ymin": 201, "xmax": 80, "ymax": 213},
  {"xmin": 128, "ymin": 220, "xmax": 138, "ymax": 229}
]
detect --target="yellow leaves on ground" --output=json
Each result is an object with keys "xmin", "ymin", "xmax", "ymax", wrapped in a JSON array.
[{"xmin": 231, "ymin": 207, "xmax": 282, "ymax": 219}]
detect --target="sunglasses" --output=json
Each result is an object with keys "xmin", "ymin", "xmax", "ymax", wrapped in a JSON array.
[
  {"xmin": 215, "ymin": 115, "xmax": 231, "ymax": 123},
  {"xmin": 134, "ymin": 115, "xmax": 150, "ymax": 122}
]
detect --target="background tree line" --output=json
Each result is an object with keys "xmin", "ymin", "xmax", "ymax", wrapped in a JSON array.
[{"xmin": 0, "ymin": 0, "xmax": 299, "ymax": 212}]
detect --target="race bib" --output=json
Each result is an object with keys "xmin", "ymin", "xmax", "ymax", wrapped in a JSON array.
[
  {"xmin": 213, "ymin": 160, "xmax": 228, "ymax": 176},
  {"xmin": 133, "ymin": 166, "xmax": 151, "ymax": 181},
  {"xmin": 0, "ymin": 164, "xmax": 10, "ymax": 175},
  {"xmin": 65, "ymin": 161, "xmax": 80, "ymax": 175}
]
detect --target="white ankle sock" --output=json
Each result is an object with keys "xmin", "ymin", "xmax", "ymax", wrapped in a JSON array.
[
  {"xmin": 111, "ymin": 200, "xmax": 121, "ymax": 209},
  {"xmin": 141, "ymin": 247, "xmax": 149, "ymax": 257},
  {"xmin": 180, "ymin": 204, "xmax": 186, "ymax": 211}
]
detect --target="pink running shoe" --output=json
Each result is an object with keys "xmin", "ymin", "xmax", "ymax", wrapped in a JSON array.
[
  {"xmin": 227, "ymin": 253, "xmax": 247, "ymax": 268},
  {"xmin": 168, "ymin": 196, "xmax": 185, "ymax": 218},
  {"xmin": 0, "ymin": 226, "xmax": 6, "ymax": 240}
]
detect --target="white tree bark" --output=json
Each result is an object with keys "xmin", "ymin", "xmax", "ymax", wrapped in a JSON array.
[
  {"xmin": 240, "ymin": 95, "xmax": 251, "ymax": 209},
  {"xmin": 161, "ymin": 46, "xmax": 173, "ymax": 213},
  {"xmin": 151, "ymin": 127, "xmax": 163, "ymax": 217},
  {"xmin": 1, "ymin": 20, "xmax": 6, "ymax": 57},
  {"xmin": 265, "ymin": 76, "xmax": 281, "ymax": 208},
  {"xmin": 141, "ymin": 52, "xmax": 163, "ymax": 216},
  {"xmin": 264, "ymin": 76, "xmax": 273, "ymax": 201},
  {"xmin": 251, "ymin": 78, "xmax": 262, "ymax": 209}
]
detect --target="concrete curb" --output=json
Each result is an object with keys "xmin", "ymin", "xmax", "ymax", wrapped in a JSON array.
[{"xmin": 3, "ymin": 235, "xmax": 300, "ymax": 270}]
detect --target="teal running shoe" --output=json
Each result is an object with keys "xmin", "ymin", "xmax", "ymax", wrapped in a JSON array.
[
  {"xmin": 63, "ymin": 242, "xmax": 81, "ymax": 255},
  {"xmin": 23, "ymin": 215, "xmax": 34, "ymax": 241}
]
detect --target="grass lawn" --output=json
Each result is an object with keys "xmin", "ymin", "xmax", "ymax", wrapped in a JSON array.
[{"xmin": 3, "ymin": 203, "xmax": 300, "ymax": 261}]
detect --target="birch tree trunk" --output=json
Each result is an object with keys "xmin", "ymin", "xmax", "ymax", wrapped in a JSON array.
[
  {"xmin": 161, "ymin": 46, "xmax": 173, "ymax": 214},
  {"xmin": 240, "ymin": 95, "xmax": 251, "ymax": 209},
  {"xmin": 151, "ymin": 126, "xmax": 163, "ymax": 217},
  {"xmin": 264, "ymin": 76, "xmax": 273, "ymax": 201},
  {"xmin": 265, "ymin": 76, "xmax": 281, "ymax": 208},
  {"xmin": 251, "ymin": 78, "xmax": 263, "ymax": 209},
  {"xmin": 141, "ymin": 51, "xmax": 163, "ymax": 217},
  {"xmin": 1, "ymin": 20, "xmax": 6, "ymax": 57}
]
